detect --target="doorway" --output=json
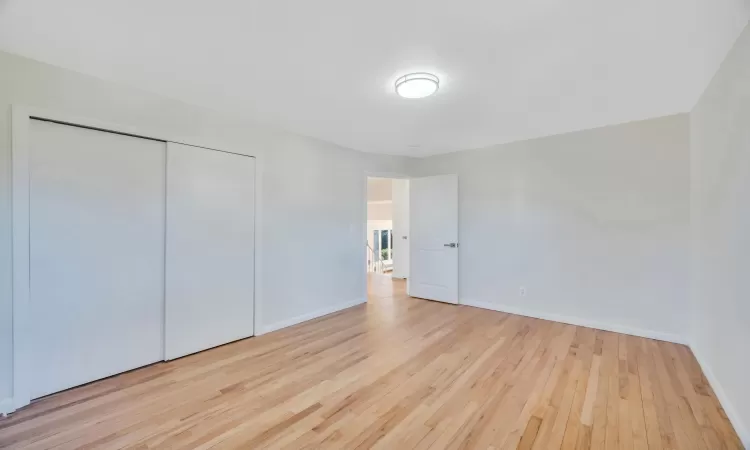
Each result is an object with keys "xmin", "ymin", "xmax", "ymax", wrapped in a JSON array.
[
  {"xmin": 366, "ymin": 177, "xmax": 410, "ymax": 297},
  {"xmin": 364, "ymin": 174, "xmax": 458, "ymax": 305},
  {"xmin": 366, "ymin": 177, "xmax": 409, "ymax": 278}
]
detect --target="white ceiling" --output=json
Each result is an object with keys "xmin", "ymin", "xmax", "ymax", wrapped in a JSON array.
[{"xmin": 0, "ymin": 1, "xmax": 748, "ymax": 157}]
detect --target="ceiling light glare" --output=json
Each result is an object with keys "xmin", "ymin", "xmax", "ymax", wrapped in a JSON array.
[{"xmin": 395, "ymin": 73, "xmax": 439, "ymax": 99}]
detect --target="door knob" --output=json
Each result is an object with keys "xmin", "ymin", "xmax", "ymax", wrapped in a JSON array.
[{"xmin": 444, "ymin": 243, "xmax": 458, "ymax": 248}]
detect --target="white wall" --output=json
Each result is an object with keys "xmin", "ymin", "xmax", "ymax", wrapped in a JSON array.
[
  {"xmin": 367, "ymin": 202, "xmax": 392, "ymax": 221},
  {"xmin": 367, "ymin": 178, "xmax": 393, "ymax": 221},
  {"xmin": 0, "ymin": 50, "xmax": 409, "ymax": 407},
  {"xmin": 410, "ymin": 115, "xmax": 691, "ymax": 342},
  {"xmin": 391, "ymin": 179, "xmax": 410, "ymax": 278},
  {"xmin": 689, "ymin": 23, "xmax": 750, "ymax": 446},
  {"xmin": 367, "ymin": 177, "xmax": 392, "ymax": 202}
]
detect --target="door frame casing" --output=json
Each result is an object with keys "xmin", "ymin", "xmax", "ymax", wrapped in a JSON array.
[
  {"xmin": 389, "ymin": 178, "xmax": 410, "ymax": 280},
  {"xmin": 9, "ymin": 105, "xmax": 263, "ymax": 411}
]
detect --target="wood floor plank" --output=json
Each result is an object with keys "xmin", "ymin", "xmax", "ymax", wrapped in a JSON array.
[
  {"xmin": 0, "ymin": 274, "xmax": 741, "ymax": 449},
  {"xmin": 517, "ymin": 416, "xmax": 542, "ymax": 450},
  {"xmin": 589, "ymin": 338, "xmax": 610, "ymax": 449},
  {"xmin": 637, "ymin": 339, "xmax": 664, "ymax": 450},
  {"xmin": 627, "ymin": 335, "xmax": 649, "ymax": 450}
]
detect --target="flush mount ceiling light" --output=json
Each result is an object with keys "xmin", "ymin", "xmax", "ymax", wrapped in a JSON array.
[{"xmin": 395, "ymin": 72, "xmax": 439, "ymax": 99}]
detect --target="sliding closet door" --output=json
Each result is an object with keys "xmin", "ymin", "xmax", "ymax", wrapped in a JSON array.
[
  {"xmin": 165, "ymin": 143, "xmax": 256, "ymax": 360},
  {"xmin": 29, "ymin": 120, "xmax": 166, "ymax": 399}
]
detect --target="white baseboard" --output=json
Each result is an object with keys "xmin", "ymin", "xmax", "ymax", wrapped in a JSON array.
[
  {"xmin": 459, "ymin": 299, "xmax": 686, "ymax": 345},
  {"xmin": 0, "ymin": 398, "xmax": 13, "ymax": 416},
  {"xmin": 258, "ymin": 298, "xmax": 366, "ymax": 335},
  {"xmin": 690, "ymin": 343, "xmax": 750, "ymax": 448}
]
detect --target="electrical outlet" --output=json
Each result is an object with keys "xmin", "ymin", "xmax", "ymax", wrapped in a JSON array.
[{"xmin": 519, "ymin": 286, "xmax": 527, "ymax": 297}]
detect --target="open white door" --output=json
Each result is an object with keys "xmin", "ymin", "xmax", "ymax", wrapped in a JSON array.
[{"xmin": 408, "ymin": 175, "xmax": 458, "ymax": 304}]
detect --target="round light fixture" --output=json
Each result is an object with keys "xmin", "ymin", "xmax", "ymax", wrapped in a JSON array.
[{"xmin": 395, "ymin": 72, "xmax": 439, "ymax": 99}]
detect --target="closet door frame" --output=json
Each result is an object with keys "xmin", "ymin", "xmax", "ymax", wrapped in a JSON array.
[{"xmin": 9, "ymin": 105, "xmax": 263, "ymax": 412}]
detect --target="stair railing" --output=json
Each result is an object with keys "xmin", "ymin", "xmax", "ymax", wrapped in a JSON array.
[{"xmin": 366, "ymin": 243, "xmax": 383, "ymax": 274}]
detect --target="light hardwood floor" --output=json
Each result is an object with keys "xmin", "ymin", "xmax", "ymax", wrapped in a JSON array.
[{"xmin": 0, "ymin": 275, "xmax": 742, "ymax": 449}]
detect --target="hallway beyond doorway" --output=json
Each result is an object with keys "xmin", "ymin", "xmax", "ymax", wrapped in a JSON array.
[
  {"xmin": 366, "ymin": 176, "xmax": 409, "ymax": 279},
  {"xmin": 368, "ymin": 272, "xmax": 406, "ymax": 300}
]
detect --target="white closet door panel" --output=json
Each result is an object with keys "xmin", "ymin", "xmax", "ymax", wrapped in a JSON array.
[
  {"xmin": 165, "ymin": 143, "xmax": 255, "ymax": 360},
  {"xmin": 29, "ymin": 120, "xmax": 166, "ymax": 399}
]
